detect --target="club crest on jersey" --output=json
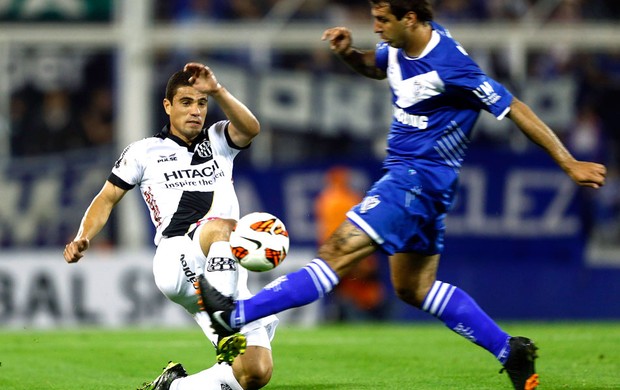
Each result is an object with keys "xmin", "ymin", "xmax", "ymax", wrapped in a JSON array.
[
  {"xmin": 411, "ymin": 80, "xmax": 423, "ymax": 98},
  {"xmin": 360, "ymin": 195, "xmax": 380, "ymax": 214},
  {"xmin": 195, "ymin": 140, "xmax": 212, "ymax": 158}
]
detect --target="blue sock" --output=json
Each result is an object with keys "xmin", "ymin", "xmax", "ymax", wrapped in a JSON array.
[
  {"xmin": 231, "ymin": 258, "xmax": 339, "ymax": 329},
  {"xmin": 422, "ymin": 280, "xmax": 511, "ymax": 364}
]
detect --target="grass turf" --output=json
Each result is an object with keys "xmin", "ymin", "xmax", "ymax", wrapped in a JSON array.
[{"xmin": 0, "ymin": 322, "xmax": 618, "ymax": 389}]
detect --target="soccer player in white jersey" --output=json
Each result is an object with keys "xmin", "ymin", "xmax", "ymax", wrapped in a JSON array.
[
  {"xmin": 64, "ymin": 63, "xmax": 278, "ymax": 390},
  {"xmin": 193, "ymin": 2, "xmax": 608, "ymax": 390}
]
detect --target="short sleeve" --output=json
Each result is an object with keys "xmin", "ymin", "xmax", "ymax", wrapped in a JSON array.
[
  {"xmin": 109, "ymin": 141, "xmax": 143, "ymax": 189},
  {"xmin": 375, "ymin": 42, "xmax": 390, "ymax": 73},
  {"xmin": 444, "ymin": 62, "xmax": 513, "ymax": 120}
]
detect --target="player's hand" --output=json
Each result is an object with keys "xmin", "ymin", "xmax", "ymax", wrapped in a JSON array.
[
  {"xmin": 64, "ymin": 238, "xmax": 90, "ymax": 264},
  {"xmin": 564, "ymin": 160, "xmax": 607, "ymax": 188},
  {"xmin": 183, "ymin": 62, "xmax": 222, "ymax": 95},
  {"xmin": 322, "ymin": 27, "xmax": 353, "ymax": 56}
]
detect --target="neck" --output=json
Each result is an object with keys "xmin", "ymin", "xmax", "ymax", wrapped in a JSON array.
[
  {"xmin": 404, "ymin": 23, "xmax": 432, "ymax": 58},
  {"xmin": 170, "ymin": 127, "xmax": 197, "ymax": 145}
]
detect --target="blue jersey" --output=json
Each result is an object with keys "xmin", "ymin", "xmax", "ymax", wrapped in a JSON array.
[
  {"xmin": 347, "ymin": 22, "xmax": 514, "ymax": 255},
  {"xmin": 375, "ymin": 22, "xmax": 513, "ymax": 192}
]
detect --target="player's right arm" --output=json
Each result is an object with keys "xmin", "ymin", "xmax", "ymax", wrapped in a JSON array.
[
  {"xmin": 184, "ymin": 62, "xmax": 260, "ymax": 148},
  {"xmin": 322, "ymin": 27, "xmax": 386, "ymax": 80},
  {"xmin": 63, "ymin": 181, "xmax": 128, "ymax": 263}
]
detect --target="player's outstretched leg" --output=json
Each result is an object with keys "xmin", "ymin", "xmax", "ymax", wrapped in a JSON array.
[
  {"xmin": 195, "ymin": 274, "xmax": 247, "ymax": 364},
  {"xmin": 500, "ymin": 337, "xmax": 539, "ymax": 390},
  {"xmin": 198, "ymin": 258, "xmax": 338, "ymax": 334},
  {"xmin": 137, "ymin": 361, "xmax": 187, "ymax": 390},
  {"xmin": 195, "ymin": 274, "xmax": 239, "ymax": 336}
]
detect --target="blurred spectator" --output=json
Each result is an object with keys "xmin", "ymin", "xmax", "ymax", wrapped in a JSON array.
[
  {"xmin": 9, "ymin": 89, "xmax": 32, "ymax": 156},
  {"xmin": 527, "ymin": 47, "xmax": 576, "ymax": 81},
  {"xmin": 326, "ymin": 0, "xmax": 371, "ymax": 23},
  {"xmin": 567, "ymin": 103, "xmax": 605, "ymax": 162},
  {"xmin": 574, "ymin": 50, "xmax": 620, "ymax": 166},
  {"xmin": 579, "ymin": 0, "xmax": 620, "ymax": 20},
  {"xmin": 315, "ymin": 166, "xmax": 387, "ymax": 322},
  {"xmin": 434, "ymin": 0, "xmax": 488, "ymax": 22},
  {"xmin": 9, "ymin": 51, "xmax": 114, "ymax": 157},
  {"xmin": 11, "ymin": 89, "xmax": 85, "ymax": 156},
  {"xmin": 315, "ymin": 167, "xmax": 361, "ymax": 244},
  {"xmin": 290, "ymin": 0, "xmax": 329, "ymax": 21},
  {"xmin": 548, "ymin": 0, "xmax": 584, "ymax": 23},
  {"xmin": 591, "ymin": 168, "xmax": 620, "ymax": 245},
  {"xmin": 155, "ymin": 0, "xmax": 230, "ymax": 22},
  {"xmin": 170, "ymin": 0, "xmax": 231, "ymax": 22},
  {"xmin": 40, "ymin": 90, "xmax": 83, "ymax": 150},
  {"xmin": 79, "ymin": 86, "xmax": 114, "ymax": 147},
  {"xmin": 228, "ymin": 0, "xmax": 263, "ymax": 20},
  {"xmin": 567, "ymin": 102, "xmax": 608, "ymax": 239},
  {"xmin": 486, "ymin": 0, "xmax": 530, "ymax": 20}
]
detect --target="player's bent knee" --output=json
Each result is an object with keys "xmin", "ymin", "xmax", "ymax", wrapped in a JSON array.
[
  {"xmin": 394, "ymin": 286, "xmax": 424, "ymax": 308},
  {"xmin": 200, "ymin": 218, "xmax": 236, "ymax": 240},
  {"xmin": 235, "ymin": 364, "xmax": 272, "ymax": 390},
  {"xmin": 241, "ymin": 367, "xmax": 272, "ymax": 390},
  {"xmin": 234, "ymin": 347, "xmax": 273, "ymax": 389}
]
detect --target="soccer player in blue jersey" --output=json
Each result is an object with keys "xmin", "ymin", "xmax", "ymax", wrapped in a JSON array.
[{"xmin": 195, "ymin": 1, "xmax": 607, "ymax": 389}]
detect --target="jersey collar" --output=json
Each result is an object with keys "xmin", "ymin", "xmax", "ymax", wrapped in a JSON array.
[
  {"xmin": 156, "ymin": 125, "xmax": 208, "ymax": 151},
  {"xmin": 403, "ymin": 29, "xmax": 440, "ymax": 60}
]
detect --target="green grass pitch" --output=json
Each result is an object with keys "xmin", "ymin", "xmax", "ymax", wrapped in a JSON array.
[{"xmin": 0, "ymin": 322, "xmax": 618, "ymax": 389}]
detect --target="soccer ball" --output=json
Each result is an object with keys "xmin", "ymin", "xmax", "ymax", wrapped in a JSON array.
[{"xmin": 230, "ymin": 212, "xmax": 289, "ymax": 272}]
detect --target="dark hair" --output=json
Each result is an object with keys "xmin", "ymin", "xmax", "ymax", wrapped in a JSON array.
[
  {"xmin": 165, "ymin": 70, "xmax": 193, "ymax": 102},
  {"xmin": 369, "ymin": 0, "xmax": 434, "ymax": 22}
]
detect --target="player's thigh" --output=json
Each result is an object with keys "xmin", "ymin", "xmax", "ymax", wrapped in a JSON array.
[
  {"xmin": 317, "ymin": 220, "xmax": 378, "ymax": 277},
  {"xmin": 152, "ymin": 236, "xmax": 203, "ymax": 312},
  {"xmin": 389, "ymin": 252, "xmax": 440, "ymax": 306}
]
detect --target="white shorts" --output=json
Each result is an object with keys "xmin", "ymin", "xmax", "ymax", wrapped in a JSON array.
[{"xmin": 152, "ymin": 224, "xmax": 278, "ymax": 349}]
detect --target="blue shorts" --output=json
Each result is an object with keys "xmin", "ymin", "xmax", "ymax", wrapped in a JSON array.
[{"xmin": 347, "ymin": 166, "xmax": 456, "ymax": 256}]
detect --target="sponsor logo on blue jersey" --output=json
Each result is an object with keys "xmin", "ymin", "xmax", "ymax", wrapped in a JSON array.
[
  {"xmin": 473, "ymin": 81, "xmax": 501, "ymax": 105},
  {"xmin": 393, "ymin": 106, "xmax": 429, "ymax": 129}
]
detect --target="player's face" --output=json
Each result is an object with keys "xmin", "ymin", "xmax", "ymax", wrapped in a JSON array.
[
  {"xmin": 372, "ymin": 4, "xmax": 407, "ymax": 48},
  {"xmin": 164, "ymin": 86, "xmax": 208, "ymax": 144}
]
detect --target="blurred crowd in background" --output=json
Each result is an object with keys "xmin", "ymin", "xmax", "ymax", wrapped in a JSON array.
[
  {"xmin": 7, "ymin": 0, "xmax": 620, "ymax": 157},
  {"xmin": 4, "ymin": 0, "xmax": 620, "ymax": 248},
  {"xmin": 152, "ymin": 0, "xmax": 620, "ymax": 22},
  {"xmin": 2, "ymin": 0, "xmax": 619, "ymax": 324}
]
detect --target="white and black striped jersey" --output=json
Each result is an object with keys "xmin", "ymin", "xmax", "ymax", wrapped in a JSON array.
[{"xmin": 108, "ymin": 120, "xmax": 246, "ymax": 245}]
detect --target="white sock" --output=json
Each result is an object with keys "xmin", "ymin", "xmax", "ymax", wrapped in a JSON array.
[
  {"xmin": 170, "ymin": 363, "xmax": 242, "ymax": 390},
  {"xmin": 204, "ymin": 241, "xmax": 238, "ymax": 297}
]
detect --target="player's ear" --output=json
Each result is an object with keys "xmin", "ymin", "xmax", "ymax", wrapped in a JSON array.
[
  {"xmin": 163, "ymin": 98, "xmax": 172, "ymax": 115},
  {"xmin": 403, "ymin": 11, "xmax": 417, "ymax": 27}
]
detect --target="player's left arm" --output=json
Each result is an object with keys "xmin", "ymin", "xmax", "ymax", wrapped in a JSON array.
[
  {"xmin": 184, "ymin": 62, "xmax": 259, "ymax": 147},
  {"xmin": 507, "ymin": 97, "xmax": 607, "ymax": 188}
]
